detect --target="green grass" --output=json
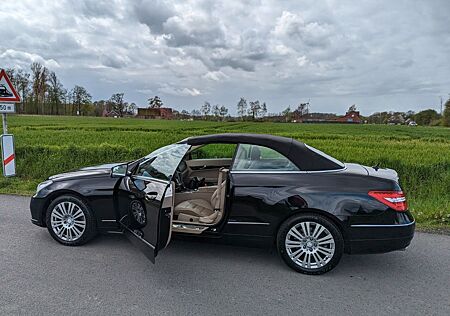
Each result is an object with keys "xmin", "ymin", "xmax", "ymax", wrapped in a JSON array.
[{"xmin": 1, "ymin": 114, "xmax": 449, "ymax": 228}]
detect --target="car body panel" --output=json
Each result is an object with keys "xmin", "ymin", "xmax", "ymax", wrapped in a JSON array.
[
  {"xmin": 30, "ymin": 133, "xmax": 415, "ymax": 261},
  {"xmin": 115, "ymin": 176, "xmax": 171, "ymax": 263}
]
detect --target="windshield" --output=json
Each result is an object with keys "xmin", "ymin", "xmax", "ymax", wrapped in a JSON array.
[{"xmin": 135, "ymin": 144, "xmax": 190, "ymax": 181}]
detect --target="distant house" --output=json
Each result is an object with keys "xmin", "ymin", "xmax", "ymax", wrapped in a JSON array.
[
  {"xmin": 299, "ymin": 112, "xmax": 338, "ymax": 123},
  {"xmin": 137, "ymin": 107, "xmax": 174, "ymax": 119},
  {"xmin": 388, "ymin": 114, "xmax": 405, "ymax": 125},
  {"xmin": 296, "ymin": 110, "xmax": 362, "ymax": 124},
  {"xmin": 335, "ymin": 110, "xmax": 363, "ymax": 124},
  {"xmin": 102, "ymin": 109, "xmax": 120, "ymax": 118}
]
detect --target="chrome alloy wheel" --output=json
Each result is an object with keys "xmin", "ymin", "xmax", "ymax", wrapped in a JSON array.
[
  {"xmin": 285, "ymin": 221, "xmax": 335, "ymax": 269},
  {"xmin": 50, "ymin": 201, "xmax": 86, "ymax": 241},
  {"xmin": 131, "ymin": 200, "xmax": 146, "ymax": 225}
]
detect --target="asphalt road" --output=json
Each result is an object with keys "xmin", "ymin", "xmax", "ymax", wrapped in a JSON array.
[{"xmin": 1, "ymin": 194, "xmax": 449, "ymax": 315}]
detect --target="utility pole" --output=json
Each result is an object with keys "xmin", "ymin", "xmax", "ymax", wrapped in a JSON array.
[{"xmin": 440, "ymin": 96, "xmax": 443, "ymax": 115}]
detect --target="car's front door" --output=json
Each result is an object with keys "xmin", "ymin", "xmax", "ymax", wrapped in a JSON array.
[{"xmin": 117, "ymin": 143, "xmax": 190, "ymax": 263}]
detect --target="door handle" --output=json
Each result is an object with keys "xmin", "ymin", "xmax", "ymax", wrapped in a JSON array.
[{"xmin": 145, "ymin": 191, "xmax": 158, "ymax": 201}]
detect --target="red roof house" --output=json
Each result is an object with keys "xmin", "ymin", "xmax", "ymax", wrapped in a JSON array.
[{"xmin": 335, "ymin": 110, "xmax": 363, "ymax": 124}]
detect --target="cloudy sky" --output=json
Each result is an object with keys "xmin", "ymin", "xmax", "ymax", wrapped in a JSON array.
[{"xmin": 1, "ymin": 0, "xmax": 449, "ymax": 115}]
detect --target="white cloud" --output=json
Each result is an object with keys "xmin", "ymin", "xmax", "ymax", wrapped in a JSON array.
[
  {"xmin": 158, "ymin": 84, "xmax": 202, "ymax": 96},
  {"xmin": 203, "ymin": 71, "xmax": 229, "ymax": 82},
  {"xmin": 0, "ymin": 0, "xmax": 448, "ymax": 114},
  {"xmin": 0, "ymin": 49, "xmax": 60, "ymax": 69}
]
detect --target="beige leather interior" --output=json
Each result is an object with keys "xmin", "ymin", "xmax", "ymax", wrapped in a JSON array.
[
  {"xmin": 174, "ymin": 168, "xmax": 228, "ymax": 225},
  {"xmin": 186, "ymin": 158, "xmax": 232, "ymax": 183}
]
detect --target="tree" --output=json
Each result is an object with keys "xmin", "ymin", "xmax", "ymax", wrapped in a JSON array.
[
  {"xmin": 201, "ymin": 101, "xmax": 211, "ymax": 118},
  {"xmin": 72, "ymin": 85, "xmax": 92, "ymax": 115},
  {"xmin": 296, "ymin": 102, "xmax": 309, "ymax": 117},
  {"xmin": 260, "ymin": 102, "xmax": 267, "ymax": 117},
  {"xmin": 348, "ymin": 104, "xmax": 357, "ymax": 112},
  {"xmin": 93, "ymin": 100, "xmax": 107, "ymax": 116},
  {"xmin": 48, "ymin": 71, "xmax": 64, "ymax": 115},
  {"xmin": 414, "ymin": 109, "xmax": 440, "ymax": 126},
  {"xmin": 148, "ymin": 95, "xmax": 163, "ymax": 108},
  {"xmin": 7, "ymin": 68, "xmax": 30, "ymax": 113},
  {"xmin": 237, "ymin": 97, "xmax": 247, "ymax": 119},
  {"xmin": 282, "ymin": 106, "xmax": 292, "ymax": 122},
  {"xmin": 191, "ymin": 109, "xmax": 201, "ymax": 117},
  {"xmin": 212, "ymin": 104, "xmax": 220, "ymax": 118},
  {"xmin": 248, "ymin": 100, "xmax": 261, "ymax": 120},
  {"xmin": 109, "ymin": 93, "xmax": 125, "ymax": 116},
  {"xmin": 443, "ymin": 99, "xmax": 450, "ymax": 127},
  {"xmin": 63, "ymin": 88, "xmax": 72, "ymax": 115},
  {"xmin": 405, "ymin": 110, "xmax": 415, "ymax": 120},
  {"xmin": 180, "ymin": 110, "xmax": 190, "ymax": 119},
  {"xmin": 31, "ymin": 62, "xmax": 49, "ymax": 114},
  {"xmin": 219, "ymin": 105, "xmax": 228, "ymax": 120},
  {"xmin": 126, "ymin": 102, "xmax": 137, "ymax": 116}
]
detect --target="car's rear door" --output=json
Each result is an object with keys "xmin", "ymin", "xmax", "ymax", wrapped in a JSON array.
[{"xmin": 117, "ymin": 144, "xmax": 190, "ymax": 263}]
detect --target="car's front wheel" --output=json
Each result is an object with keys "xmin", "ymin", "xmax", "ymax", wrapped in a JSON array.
[
  {"xmin": 277, "ymin": 213, "xmax": 344, "ymax": 275},
  {"xmin": 45, "ymin": 195, "xmax": 97, "ymax": 246}
]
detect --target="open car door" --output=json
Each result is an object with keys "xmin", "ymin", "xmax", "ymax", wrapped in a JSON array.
[{"xmin": 116, "ymin": 144, "xmax": 190, "ymax": 263}]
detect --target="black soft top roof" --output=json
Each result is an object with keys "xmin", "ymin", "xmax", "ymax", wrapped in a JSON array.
[{"xmin": 178, "ymin": 133, "xmax": 343, "ymax": 171}]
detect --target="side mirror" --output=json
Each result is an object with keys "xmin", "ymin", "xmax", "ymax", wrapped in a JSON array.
[{"xmin": 111, "ymin": 164, "xmax": 128, "ymax": 177}]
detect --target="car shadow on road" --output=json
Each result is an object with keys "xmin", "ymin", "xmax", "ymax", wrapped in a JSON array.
[{"xmin": 92, "ymin": 233, "xmax": 417, "ymax": 281}]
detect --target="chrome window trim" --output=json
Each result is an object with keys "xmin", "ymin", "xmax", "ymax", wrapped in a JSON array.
[
  {"xmin": 227, "ymin": 221, "xmax": 270, "ymax": 225},
  {"xmin": 350, "ymin": 220, "xmax": 415, "ymax": 228},
  {"xmin": 230, "ymin": 166, "xmax": 347, "ymax": 174},
  {"xmin": 305, "ymin": 144, "xmax": 345, "ymax": 168}
]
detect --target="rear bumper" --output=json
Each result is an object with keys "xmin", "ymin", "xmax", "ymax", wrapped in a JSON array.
[
  {"xmin": 347, "ymin": 220, "xmax": 415, "ymax": 254},
  {"xmin": 30, "ymin": 196, "xmax": 47, "ymax": 227}
]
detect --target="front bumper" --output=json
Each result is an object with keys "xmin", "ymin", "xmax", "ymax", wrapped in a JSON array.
[
  {"xmin": 30, "ymin": 196, "xmax": 47, "ymax": 227},
  {"xmin": 347, "ymin": 220, "xmax": 415, "ymax": 254}
]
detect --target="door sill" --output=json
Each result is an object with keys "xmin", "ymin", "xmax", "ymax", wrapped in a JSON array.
[{"xmin": 172, "ymin": 223, "xmax": 208, "ymax": 235}]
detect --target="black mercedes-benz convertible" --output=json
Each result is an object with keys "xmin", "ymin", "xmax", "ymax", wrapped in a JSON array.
[{"xmin": 30, "ymin": 133, "xmax": 415, "ymax": 274}]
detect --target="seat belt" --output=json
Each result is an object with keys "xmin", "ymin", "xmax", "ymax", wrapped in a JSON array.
[{"xmin": 213, "ymin": 169, "xmax": 224, "ymax": 211}]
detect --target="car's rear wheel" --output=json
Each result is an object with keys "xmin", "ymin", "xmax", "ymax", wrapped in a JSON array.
[
  {"xmin": 45, "ymin": 195, "xmax": 97, "ymax": 246},
  {"xmin": 277, "ymin": 213, "xmax": 344, "ymax": 275}
]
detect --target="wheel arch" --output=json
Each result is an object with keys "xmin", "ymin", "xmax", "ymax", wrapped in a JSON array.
[
  {"xmin": 276, "ymin": 208, "xmax": 349, "ymax": 250},
  {"xmin": 41, "ymin": 189, "xmax": 96, "ymax": 227}
]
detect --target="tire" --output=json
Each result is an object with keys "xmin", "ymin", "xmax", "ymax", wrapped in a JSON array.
[
  {"xmin": 277, "ymin": 213, "xmax": 344, "ymax": 275},
  {"xmin": 45, "ymin": 195, "xmax": 97, "ymax": 246}
]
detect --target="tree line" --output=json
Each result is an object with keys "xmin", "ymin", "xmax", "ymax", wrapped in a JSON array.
[
  {"xmin": 5, "ymin": 63, "xmax": 136, "ymax": 116},
  {"xmin": 5, "ymin": 64, "xmax": 450, "ymax": 126},
  {"xmin": 176, "ymin": 97, "xmax": 450, "ymax": 126}
]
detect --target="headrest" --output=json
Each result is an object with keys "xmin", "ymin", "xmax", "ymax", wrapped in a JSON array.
[{"xmin": 250, "ymin": 146, "xmax": 261, "ymax": 160}]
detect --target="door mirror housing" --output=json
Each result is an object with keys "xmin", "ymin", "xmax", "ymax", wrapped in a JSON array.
[{"xmin": 111, "ymin": 163, "xmax": 128, "ymax": 177}]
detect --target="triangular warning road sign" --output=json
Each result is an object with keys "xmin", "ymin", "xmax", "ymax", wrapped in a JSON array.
[{"xmin": 0, "ymin": 69, "xmax": 21, "ymax": 103}]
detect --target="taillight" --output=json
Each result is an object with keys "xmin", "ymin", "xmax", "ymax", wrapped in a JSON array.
[{"xmin": 368, "ymin": 191, "xmax": 408, "ymax": 212}]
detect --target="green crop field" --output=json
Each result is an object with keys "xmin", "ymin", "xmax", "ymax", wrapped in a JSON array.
[{"xmin": 1, "ymin": 115, "xmax": 449, "ymax": 228}]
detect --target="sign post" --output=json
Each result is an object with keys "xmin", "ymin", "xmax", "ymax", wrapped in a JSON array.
[
  {"xmin": 2, "ymin": 112, "xmax": 7, "ymax": 134},
  {"xmin": 0, "ymin": 69, "xmax": 20, "ymax": 177}
]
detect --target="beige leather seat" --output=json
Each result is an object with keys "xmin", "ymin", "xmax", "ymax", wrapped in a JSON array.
[{"xmin": 175, "ymin": 169, "xmax": 228, "ymax": 224}]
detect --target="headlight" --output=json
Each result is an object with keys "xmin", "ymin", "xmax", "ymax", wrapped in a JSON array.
[{"xmin": 36, "ymin": 180, "xmax": 53, "ymax": 193}]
